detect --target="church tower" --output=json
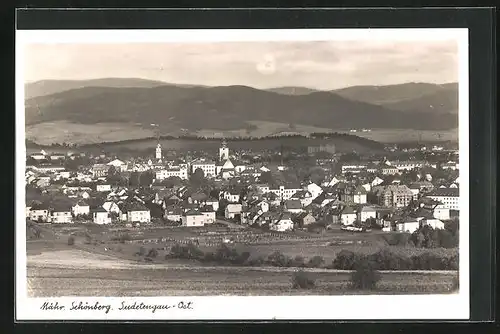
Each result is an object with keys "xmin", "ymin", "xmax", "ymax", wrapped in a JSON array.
[
  {"xmin": 219, "ymin": 139, "xmax": 229, "ymax": 161},
  {"xmin": 156, "ymin": 143, "xmax": 162, "ymax": 162}
]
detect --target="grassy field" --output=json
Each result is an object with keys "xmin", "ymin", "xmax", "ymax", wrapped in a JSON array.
[
  {"xmin": 26, "ymin": 247, "xmax": 457, "ymax": 297},
  {"xmin": 25, "ymin": 121, "xmax": 157, "ymax": 145},
  {"xmin": 340, "ymin": 128, "xmax": 458, "ymax": 143},
  {"xmin": 25, "ymin": 223, "xmax": 458, "ymax": 297},
  {"xmin": 25, "ymin": 119, "xmax": 458, "ymax": 147}
]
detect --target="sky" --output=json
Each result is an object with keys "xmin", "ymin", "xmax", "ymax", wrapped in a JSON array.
[{"xmin": 24, "ymin": 40, "xmax": 459, "ymax": 90}]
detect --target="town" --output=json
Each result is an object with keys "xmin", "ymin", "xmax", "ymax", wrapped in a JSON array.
[{"xmin": 26, "ymin": 138, "xmax": 459, "ymax": 235}]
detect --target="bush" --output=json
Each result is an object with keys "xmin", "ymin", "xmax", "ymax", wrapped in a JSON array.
[
  {"xmin": 137, "ymin": 246, "xmax": 146, "ymax": 256},
  {"xmin": 168, "ymin": 243, "xmax": 204, "ymax": 260},
  {"xmin": 267, "ymin": 251, "xmax": 291, "ymax": 267},
  {"xmin": 368, "ymin": 249, "xmax": 413, "ymax": 270},
  {"xmin": 67, "ymin": 236, "xmax": 75, "ymax": 246},
  {"xmin": 147, "ymin": 248, "xmax": 158, "ymax": 258},
  {"xmin": 332, "ymin": 250, "xmax": 364, "ymax": 270},
  {"xmin": 291, "ymin": 270, "xmax": 315, "ymax": 289},
  {"xmin": 350, "ymin": 259, "xmax": 381, "ymax": 290},
  {"xmin": 307, "ymin": 255, "xmax": 325, "ymax": 268},
  {"xmin": 448, "ymin": 254, "xmax": 459, "ymax": 270},
  {"xmin": 291, "ymin": 255, "xmax": 306, "ymax": 268},
  {"xmin": 248, "ymin": 256, "xmax": 266, "ymax": 267},
  {"xmin": 411, "ymin": 252, "xmax": 449, "ymax": 270}
]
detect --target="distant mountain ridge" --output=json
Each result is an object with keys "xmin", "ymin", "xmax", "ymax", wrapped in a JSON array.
[
  {"xmin": 25, "ymin": 78, "xmax": 205, "ymax": 99},
  {"xmin": 25, "ymin": 82, "xmax": 458, "ymax": 133}
]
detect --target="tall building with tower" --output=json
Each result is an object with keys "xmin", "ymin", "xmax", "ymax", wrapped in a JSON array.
[
  {"xmin": 219, "ymin": 139, "xmax": 229, "ymax": 161},
  {"xmin": 156, "ymin": 143, "xmax": 162, "ymax": 162}
]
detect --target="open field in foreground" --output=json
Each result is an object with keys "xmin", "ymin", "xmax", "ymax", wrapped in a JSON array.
[{"xmin": 26, "ymin": 247, "xmax": 457, "ymax": 297}]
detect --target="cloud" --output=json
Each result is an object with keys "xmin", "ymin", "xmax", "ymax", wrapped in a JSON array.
[{"xmin": 23, "ymin": 40, "xmax": 459, "ymax": 89}]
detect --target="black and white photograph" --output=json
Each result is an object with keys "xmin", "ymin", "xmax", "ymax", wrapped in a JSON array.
[{"xmin": 16, "ymin": 28, "xmax": 470, "ymax": 320}]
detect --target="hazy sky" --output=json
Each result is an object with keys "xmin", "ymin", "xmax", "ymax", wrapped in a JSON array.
[{"xmin": 24, "ymin": 40, "xmax": 458, "ymax": 90}]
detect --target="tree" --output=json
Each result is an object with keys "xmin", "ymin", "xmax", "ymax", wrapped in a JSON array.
[
  {"xmin": 291, "ymin": 271, "xmax": 315, "ymax": 289},
  {"xmin": 260, "ymin": 171, "xmax": 274, "ymax": 184},
  {"xmin": 350, "ymin": 259, "xmax": 381, "ymax": 290},
  {"xmin": 190, "ymin": 168, "xmax": 206, "ymax": 187},
  {"xmin": 307, "ymin": 255, "xmax": 325, "ymax": 268}
]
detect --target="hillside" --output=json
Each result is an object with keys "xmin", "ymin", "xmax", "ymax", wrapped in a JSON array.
[
  {"xmin": 333, "ymin": 82, "xmax": 458, "ymax": 106},
  {"xmin": 383, "ymin": 87, "xmax": 458, "ymax": 114},
  {"xmin": 25, "ymin": 78, "xmax": 180, "ymax": 99},
  {"xmin": 266, "ymin": 86, "xmax": 321, "ymax": 95},
  {"xmin": 25, "ymin": 85, "xmax": 458, "ymax": 132}
]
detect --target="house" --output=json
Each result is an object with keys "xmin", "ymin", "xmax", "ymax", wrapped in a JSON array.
[
  {"xmin": 396, "ymin": 217, "xmax": 420, "ymax": 233},
  {"xmin": 29, "ymin": 203, "xmax": 50, "ymax": 222},
  {"xmin": 340, "ymin": 206, "xmax": 357, "ymax": 226},
  {"xmin": 102, "ymin": 201, "xmax": 122, "ymax": 215},
  {"xmin": 156, "ymin": 165, "xmax": 189, "ymax": 180},
  {"xmin": 293, "ymin": 212, "xmax": 316, "ymax": 229},
  {"xmin": 225, "ymin": 204, "xmax": 243, "ymax": 220},
  {"xmin": 182, "ymin": 210, "xmax": 206, "ymax": 227},
  {"xmin": 93, "ymin": 207, "xmax": 112, "ymax": 225},
  {"xmin": 191, "ymin": 159, "xmax": 216, "ymax": 178},
  {"xmin": 205, "ymin": 197, "xmax": 220, "ymax": 212},
  {"xmin": 270, "ymin": 212, "xmax": 294, "ymax": 232},
  {"xmin": 92, "ymin": 164, "xmax": 109, "ymax": 178},
  {"xmin": 126, "ymin": 203, "xmax": 151, "ymax": 223},
  {"xmin": 283, "ymin": 199, "xmax": 303, "ymax": 214},
  {"xmin": 290, "ymin": 190, "xmax": 314, "ymax": 207},
  {"xmin": 426, "ymin": 188, "xmax": 460, "ymax": 211},
  {"xmin": 358, "ymin": 206, "xmax": 377, "ymax": 223},
  {"xmin": 50, "ymin": 205, "xmax": 73, "ymax": 224},
  {"xmin": 381, "ymin": 166, "xmax": 399, "ymax": 175},
  {"xmin": 375, "ymin": 185, "xmax": 414, "ymax": 208},
  {"xmin": 72, "ymin": 200, "xmax": 90, "ymax": 217},
  {"xmin": 421, "ymin": 218, "xmax": 445, "ymax": 230},
  {"xmin": 96, "ymin": 184, "xmax": 112, "ymax": 192},
  {"xmin": 222, "ymin": 189, "xmax": 240, "ymax": 203},
  {"xmin": 306, "ymin": 183, "xmax": 323, "ymax": 200},
  {"xmin": 200, "ymin": 206, "xmax": 216, "ymax": 224},
  {"xmin": 107, "ymin": 159, "xmax": 127, "ymax": 172},
  {"xmin": 164, "ymin": 207, "xmax": 183, "ymax": 222}
]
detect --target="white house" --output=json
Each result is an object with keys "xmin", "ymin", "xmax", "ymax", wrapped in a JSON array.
[
  {"xmin": 205, "ymin": 198, "xmax": 220, "ymax": 212},
  {"xmin": 191, "ymin": 159, "xmax": 217, "ymax": 178},
  {"xmin": 358, "ymin": 206, "xmax": 377, "ymax": 223},
  {"xmin": 182, "ymin": 210, "xmax": 206, "ymax": 227},
  {"xmin": 50, "ymin": 206, "xmax": 73, "ymax": 224},
  {"xmin": 340, "ymin": 206, "xmax": 357, "ymax": 226},
  {"xmin": 421, "ymin": 218, "xmax": 445, "ymax": 230},
  {"xmin": 306, "ymin": 183, "xmax": 323, "ymax": 200},
  {"xmin": 433, "ymin": 206, "xmax": 450, "ymax": 220},
  {"xmin": 102, "ymin": 201, "xmax": 122, "ymax": 215},
  {"xmin": 93, "ymin": 207, "xmax": 111, "ymax": 225},
  {"xmin": 72, "ymin": 201, "xmax": 90, "ymax": 217},
  {"xmin": 156, "ymin": 165, "xmax": 189, "ymax": 180},
  {"xmin": 200, "ymin": 208, "xmax": 216, "ymax": 224},
  {"xmin": 270, "ymin": 213, "xmax": 294, "ymax": 232},
  {"xmin": 126, "ymin": 203, "xmax": 151, "ymax": 223},
  {"xmin": 96, "ymin": 184, "xmax": 112, "ymax": 192},
  {"xmin": 29, "ymin": 204, "xmax": 50, "ymax": 222},
  {"xmin": 107, "ymin": 159, "xmax": 127, "ymax": 172},
  {"xmin": 396, "ymin": 218, "xmax": 420, "ymax": 233},
  {"xmin": 371, "ymin": 176, "xmax": 384, "ymax": 187},
  {"xmin": 426, "ymin": 188, "xmax": 460, "ymax": 211},
  {"xmin": 225, "ymin": 204, "xmax": 243, "ymax": 219},
  {"xmin": 353, "ymin": 186, "xmax": 367, "ymax": 204},
  {"xmin": 222, "ymin": 190, "xmax": 240, "ymax": 203}
]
